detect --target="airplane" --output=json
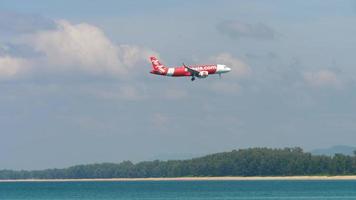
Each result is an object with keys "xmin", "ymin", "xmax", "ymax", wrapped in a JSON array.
[{"xmin": 149, "ymin": 56, "xmax": 231, "ymax": 81}]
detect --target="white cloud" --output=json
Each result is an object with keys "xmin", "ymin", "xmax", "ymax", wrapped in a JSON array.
[
  {"xmin": 118, "ymin": 44, "xmax": 157, "ymax": 68},
  {"xmin": 304, "ymin": 69, "xmax": 340, "ymax": 88},
  {"xmin": 30, "ymin": 20, "xmax": 123, "ymax": 75},
  {"xmin": 0, "ymin": 55, "xmax": 30, "ymax": 78},
  {"xmin": 210, "ymin": 53, "xmax": 250, "ymax": 77},
  {"xmin": 0, "ymin": 19, "xmax": 156, "ymax": 79}
]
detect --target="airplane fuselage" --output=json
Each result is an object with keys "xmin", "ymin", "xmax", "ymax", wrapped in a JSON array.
[
  {"xmin": 149, "ymin": 57, "xmax": 231, "ymax": 81},
  {"xmin": 150, "ymin": 64, "xmax": 228, "ymax": 76}
]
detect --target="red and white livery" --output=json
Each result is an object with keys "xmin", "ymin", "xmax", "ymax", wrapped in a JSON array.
[{"xmin": 149, "ymin": 56, "xmax": 231, "ymax": 81}]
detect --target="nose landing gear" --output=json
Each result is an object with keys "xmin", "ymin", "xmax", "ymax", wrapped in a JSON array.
[{"xmin": 191, "ymin": 76, "xmax": 195, "ymax": 81}]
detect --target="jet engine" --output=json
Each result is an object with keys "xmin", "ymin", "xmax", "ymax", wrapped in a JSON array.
[{"xmin": 198, "ymin": 71, "xmax": 209, "ymax": 78}]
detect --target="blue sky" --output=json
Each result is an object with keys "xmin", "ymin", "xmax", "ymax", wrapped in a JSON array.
[{"xmin": 1, "ymin": 0, "xmax": 356, "ymax": 170}]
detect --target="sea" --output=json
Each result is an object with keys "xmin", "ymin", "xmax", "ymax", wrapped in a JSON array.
[{"xmin": 1, "ymin": 180, "xmax": 356, "ymax": 200}]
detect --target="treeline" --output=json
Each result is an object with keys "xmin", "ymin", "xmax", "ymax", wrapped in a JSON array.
[{"xmin": 1, "ymin": 147, "xmax": 356, "ymax": 179}]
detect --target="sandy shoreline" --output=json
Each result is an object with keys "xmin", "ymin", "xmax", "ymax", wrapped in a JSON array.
[{"xmin": 1, "ymin": 176, "xmax": 356, "ymax": 182}]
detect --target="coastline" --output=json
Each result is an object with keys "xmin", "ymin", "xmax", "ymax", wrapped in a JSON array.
[{"xmin": 1, "ymin": 176, "xmax": 356, "ymax": 182}]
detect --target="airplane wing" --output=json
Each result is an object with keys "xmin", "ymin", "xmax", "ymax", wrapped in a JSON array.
[{"xmin": 183, "ymin": 63, "xmax": 199, "ymax": 76}]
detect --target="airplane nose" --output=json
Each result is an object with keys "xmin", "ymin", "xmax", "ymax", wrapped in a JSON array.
[{"xmin": 226, "ymin": 67, "xmax": 231, "ymax": 72}]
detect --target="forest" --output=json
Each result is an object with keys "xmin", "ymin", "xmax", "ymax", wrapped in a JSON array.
[{"xmin": 1, "ymin": 147, "xmax": 356, "ymax": 179}]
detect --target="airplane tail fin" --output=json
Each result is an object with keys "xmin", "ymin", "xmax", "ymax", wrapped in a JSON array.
[{"xmin": 150, "ymin": 56, "xmax": 165, "ymax": 70}]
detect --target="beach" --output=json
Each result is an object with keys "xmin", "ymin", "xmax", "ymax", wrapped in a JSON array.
[{"xmin": 2, "ymin": 176, "xmax": 356, "ymax": 182}]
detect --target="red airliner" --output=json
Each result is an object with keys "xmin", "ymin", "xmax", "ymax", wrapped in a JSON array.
[{"xmin": 149, "ymin": 56, "xmax": 231, "ymax": 81}]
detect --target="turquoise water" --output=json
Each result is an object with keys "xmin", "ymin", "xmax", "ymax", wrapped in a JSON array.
[{"xmin": 1, "ymin": 180, "xmax": 356, "ymax": 199}]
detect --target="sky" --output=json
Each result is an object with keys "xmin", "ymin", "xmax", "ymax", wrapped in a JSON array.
[{"xmin": 1, "ymin": 0, "xmax": 356, "ymax": 170}]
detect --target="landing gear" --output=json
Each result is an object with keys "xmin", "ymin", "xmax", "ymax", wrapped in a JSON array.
[{"xmin": 191, "ymin": 76, "xmax": 195, "ymax": 81}]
